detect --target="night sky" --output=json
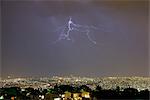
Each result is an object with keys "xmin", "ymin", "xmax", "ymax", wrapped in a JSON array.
[{"xmin": 1, "ymin": 0, "xmax": 149, "ymax": 78}]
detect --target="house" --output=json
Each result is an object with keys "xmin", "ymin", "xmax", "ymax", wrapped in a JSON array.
[{"xmin": 61, "ymin": 91, "xmax": 91, "ymax": 100}]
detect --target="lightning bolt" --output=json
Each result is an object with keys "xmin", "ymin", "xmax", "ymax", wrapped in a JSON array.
[{"xmin": 53, "ymin": 17, "xmax": 98, "ymax": 44}]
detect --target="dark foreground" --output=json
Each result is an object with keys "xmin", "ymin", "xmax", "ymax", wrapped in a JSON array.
[{"xmin": 0, "ymin": 85, "xmax": 149, "ymax": 100}]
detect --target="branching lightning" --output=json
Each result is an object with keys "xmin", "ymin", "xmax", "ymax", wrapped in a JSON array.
[{"xmin": 53, "ymin": 17, "xmax": 98, "ymax": 44}]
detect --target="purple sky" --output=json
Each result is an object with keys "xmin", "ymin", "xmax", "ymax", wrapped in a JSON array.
[{"xmin": 1, "ymin": 0, "xmax": 149, "ymax": 78}]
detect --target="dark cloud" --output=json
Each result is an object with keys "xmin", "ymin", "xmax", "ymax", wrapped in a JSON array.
[{"xmin": 1, "ymin": 0, "xmax": 149, "ymax": 78}]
